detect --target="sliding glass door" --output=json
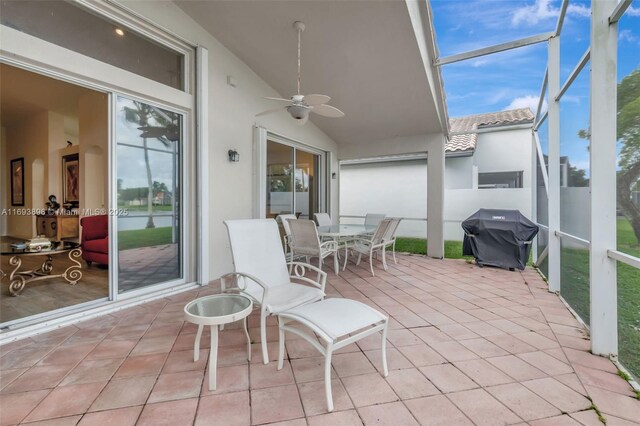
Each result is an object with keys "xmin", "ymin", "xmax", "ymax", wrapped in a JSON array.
[
  {"xmin": 266, "ymin": 139, "xmax": 322, "ymax": 220},
  {"xmin": 115, "ymin": 96, "xmax": 183, "ymax": 293}
]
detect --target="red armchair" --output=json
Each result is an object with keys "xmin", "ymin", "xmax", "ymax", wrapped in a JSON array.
[{"xmin": 80, "ymin": 215, "xmax": 109, "ymax": 266}]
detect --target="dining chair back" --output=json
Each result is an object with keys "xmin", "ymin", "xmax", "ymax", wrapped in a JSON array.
[
  {"xmin": 365, "ymin": 213, "xmax": 386, "ymax": 227},
  {"xmin": 314, "ymin": 213, "xmax": 333, "ymax": 227}
]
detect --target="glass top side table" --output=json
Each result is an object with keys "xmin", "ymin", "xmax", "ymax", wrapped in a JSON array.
[{"xmin": 184, "ymin": 294, "xmax": 253, "ymax": 390}]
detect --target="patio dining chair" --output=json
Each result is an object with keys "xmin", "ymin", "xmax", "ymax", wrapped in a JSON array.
[
  {"xmin": 314, "ymin": 213, "xmax": 333, "ymax": 227},
  {"xmin": 222, "ymin": 219, "xmax": 327, "ymax": 364},
  {"xmin": 276, "ymin": 214, "xmax": 297, "ymax": 261},
  {"xmin": 364, "ymin": 213, "xmax": 386, "ymax": 227},
  {"xmin": 383, "ymin": 217, "xmax": 402, "ymax": 264},
  {"xmin": 349, "ymin": 218, "xmax": 393, "ymax": 276},
  {"xmin": 288, "ymin": 219, "xmax": 340, "ymax": 275}
]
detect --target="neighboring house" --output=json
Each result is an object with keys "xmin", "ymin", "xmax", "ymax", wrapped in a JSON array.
[{"xmin": 340, "ymin": 108, "xmax": 536, "ymax": 240}]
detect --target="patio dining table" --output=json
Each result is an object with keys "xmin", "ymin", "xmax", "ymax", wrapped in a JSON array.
[
  {"xmin": 316, "ymin": 224, "xmax": 377, "ymax": 238},
  {"xmin": 317, "ymin": 224, "xmax": 377, "ymax": 270}
]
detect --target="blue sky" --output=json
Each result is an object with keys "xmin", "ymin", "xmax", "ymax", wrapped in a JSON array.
[{"xmin": 431, "ymin": 0, "xmax": 640, "ymax": 175}]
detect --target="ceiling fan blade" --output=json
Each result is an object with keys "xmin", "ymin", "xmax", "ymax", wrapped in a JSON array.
[
  {"xmin": 311, "ymin": 104, "xmax": 345, "ymax": 118},
  {"xmin": 255, "ymin": 107, "xmax": 286, "ymax": 117},
  {"xmin": 303, "ymin": 94, "xmax": 331, "ymax": 106},
  {"xmin": 263, "ymin": 96, "xmax": 292, "ymax": 103}
]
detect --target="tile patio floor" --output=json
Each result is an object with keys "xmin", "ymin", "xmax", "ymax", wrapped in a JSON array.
[{"xmin": 1, "ymin": 254, "xmax": 639, "ymax": 425}]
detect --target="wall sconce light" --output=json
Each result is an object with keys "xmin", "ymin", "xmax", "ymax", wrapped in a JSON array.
[{"xmin": 228, "ymin": 149, "xmax": 240, "ymax": 162}]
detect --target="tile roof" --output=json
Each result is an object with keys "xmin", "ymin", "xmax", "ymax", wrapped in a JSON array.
[{"xmin": 446, "ymin": 108, "xmax": 535, "ymax": 154}]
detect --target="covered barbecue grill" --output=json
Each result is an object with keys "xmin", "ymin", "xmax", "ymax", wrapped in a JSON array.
[{"xmin": 462, "ymin": 209, "xmax": 538, "ymax": 271}]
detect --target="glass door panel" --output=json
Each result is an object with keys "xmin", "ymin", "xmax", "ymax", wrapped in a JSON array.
[
  {"xmin": 115, "ymin": 96, "xmax": 182, "ymax": 293},
  {"xmin": 266, "ymin": 141, "xmax": 294, "ymax": 218},
  {"xmin": 295, "ymin": 149, "xmax": 320, "ymax": 220}
]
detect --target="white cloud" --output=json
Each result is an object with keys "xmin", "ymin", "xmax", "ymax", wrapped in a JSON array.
[
  {"xmin": 566, "ymin": 3, "xmax": 590, "ymax": 18},
  {"xmin": 470, "ymin": 59, "xmax": 489, "ymax": 68},
  {"xmin": 511, "ymin": 0, "xmax": 590, "ymax": 26},
  {"xmin": 505, "ymin": 95, "xmax": 547, "ymax": 114},
  {"xmin": 628, "ymin": 6, "xmax": 640, "ymax": 16},
  {"xmin": 619, "ymin": 29, "xmax": 639, "ymax": 44}
]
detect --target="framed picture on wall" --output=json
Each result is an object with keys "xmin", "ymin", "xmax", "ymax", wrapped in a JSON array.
[
  {"xmin": 10, "ymin": 158, "xmax": 25, "ymax": 206},
  {"xmin": 62, "ymin": 153, "xmax": 80, "ymax": 207}
]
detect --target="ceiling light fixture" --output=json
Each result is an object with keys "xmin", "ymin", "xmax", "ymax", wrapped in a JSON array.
[{"xmin": 115, "ymin": 28, "xmax": 125, "ymax": 36}]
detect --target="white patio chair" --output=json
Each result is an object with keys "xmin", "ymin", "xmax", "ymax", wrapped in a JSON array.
[
  {"xmin": 314, "ymin": 213, "xmax": 333, "ymax": 227},
  {"xmin": 349, "ymin": 218, "xmax": 393, "ymax": 276},
  {"xmin": 364, "ymin": 213, "xmax": 386, "ymax": 227},
  {"xmin": 222, "ymin": 219, "xmax": 326, "ymax": 364},
  {"xmin": 382, "ymin": 217, "xmax": 402, "ymax": 264},
  {"xmin": 289, "ymin": 219, "xmax": 340, "ymax": 275},
  {"xmin": 276, "ymin": 214, "xmax": 297, "ymax": 261}
]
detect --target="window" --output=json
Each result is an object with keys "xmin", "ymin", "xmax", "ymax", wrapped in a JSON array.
[
  {"xmin": 1, "ymin": 0, "xmax": 185, "ymax": 90},
  {"xmin": 478, "ymin": 171, "xmax": 523, "ymax": 189},
  {"xmin": 266, "ymin": 140, "xmax": 321, "ymax": 220}
]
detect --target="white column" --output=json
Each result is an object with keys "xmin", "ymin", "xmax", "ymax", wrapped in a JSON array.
[
  {"xmin": 531, "ymin": 132, "xmax": 538, "ymax": 264},
  {"xmin": 589, "ymin": 0, "xmax": 618, "ymax": 356},
  {"xmin": 196, "ymin": 46, "xmax": 210, "ymax": 285},
  {"xmin": 427, "ymin": 135, "xmax": 445, "ymax": 258},
  {"xmin": 547, "ymin": 36, "xmax": 561, "ymax": 293}
]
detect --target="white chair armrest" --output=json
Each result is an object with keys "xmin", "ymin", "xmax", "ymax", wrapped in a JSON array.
[
  {"xmin": 220, "ymin": 271, "xmax": 269, "ymax": 306},
  {"xmin": 287, "ymin": 261, "xmax": 327, "ymax": 293}
]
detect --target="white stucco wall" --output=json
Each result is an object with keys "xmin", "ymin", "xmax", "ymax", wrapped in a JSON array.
[
  {"xmin": 117, "ymin": 1, "xmax": 340, "ymax": 280},
  {"xmin": 338, "ymin": 133, "xmax": 445, "ymax": 258},
  {"xmin": 339, "ymin": 128, "xmax": 534, "ymax": 242},
  {"xmin": 473, "ymin": 128, "xmax": 533, "ymax": 188},
  {"xmin": 445, "ymin": 156, "xmax": 473, "ymax": 189},
  {"xmin": 340, "ymin": 160, "xmax": 427, "ymax": 238}
]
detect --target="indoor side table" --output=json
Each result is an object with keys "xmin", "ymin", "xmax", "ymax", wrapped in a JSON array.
[{"xmin": 183, "ymin": 294, "xmax": 253, "ymax": 390}]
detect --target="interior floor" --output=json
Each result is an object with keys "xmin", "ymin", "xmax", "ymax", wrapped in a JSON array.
[{"xmin": 1, "ymin": 237, "xmax": 109, "ymax": 324}]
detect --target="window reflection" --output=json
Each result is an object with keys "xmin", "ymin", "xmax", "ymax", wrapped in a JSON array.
[{"xmin": 116, "ymin": 97, "xmax": 182, "ymax": 292}]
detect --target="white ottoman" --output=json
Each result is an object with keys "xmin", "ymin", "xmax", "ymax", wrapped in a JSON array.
[{"xmin": 277, "ymin": 298, "xmax": 389, "ymax": 412}]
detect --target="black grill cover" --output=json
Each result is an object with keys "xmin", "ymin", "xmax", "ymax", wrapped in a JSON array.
[{"xmin": 462, "ymin": 209, "xmax": 538, "ymax": 271}]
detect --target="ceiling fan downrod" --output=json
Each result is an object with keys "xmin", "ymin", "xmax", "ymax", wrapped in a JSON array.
[{"xmin": 293, "ymin": 21, "xmax": 305, "ymax": 97}]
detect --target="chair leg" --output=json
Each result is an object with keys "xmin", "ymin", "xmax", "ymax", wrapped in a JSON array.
[
  {"xmin": 356, "ymin": 252, "xmax": 362, "ymax": 266},
  {"xmin": 260, "ymin": 313, "xmax": 269, "ymax": 364},
  {"xmin": 343, "ymin": 245, "xmax": 349, "ymax": 271},
  {"xmin": 194, "ymin": 324, "xmax": 203, "ymax": 362},
  {"xmin": 277, "ymin": 317, "xmax": 285, "ymax": 370},
  {"xmin": 369, "ymin": 251, "xmax": 375, "ymax": 276},
  {"xmin": 392, "ymin": 241, "xmax": 397, "ymax": 264},
  {"xmin": 243, "ymin": 317, "xmax": 251, "ymax": 362},
  {"xmin": 382, "ymin": 248, "xmax": 388, "ymax": 271},
  {"xmin": 381, "ymin": 321, "xmax": 389, "ymax": 377},
  {"xmin": 220, "ymin": 279, "xmax": 226, "ymax": 331},
  {"xmin": 325, "ymin": 344, "xmax": 334, "ymax": 412}
]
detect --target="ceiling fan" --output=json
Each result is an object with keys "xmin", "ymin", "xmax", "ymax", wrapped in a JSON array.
[{"xmin": 255, "ymin": 21, "xmax": 345, "ymax": 125}]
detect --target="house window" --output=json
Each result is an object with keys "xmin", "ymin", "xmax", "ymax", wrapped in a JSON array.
[
  {"xmin": 478, "ymin": 171, "xmax": 523, "ymax": 189},
  {"xmin": 1, "ymin": 0, "xmax": 185, "ymax": 90}
]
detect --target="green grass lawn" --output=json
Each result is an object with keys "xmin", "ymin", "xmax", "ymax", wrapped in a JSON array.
[
  {"xmin": 395, "ymin": 238, "xmax": 473, "ymax": 260},
  {"xmin": 397, "ymin": 223, "xmax": 640, "ymax": 381},
  {"xmin": 118, "ymin": 227, "xmax": 174, "ymax": 250},
  {"xmin": 557, "ymin": 218, "xmax": 640, "ymax": 381}
]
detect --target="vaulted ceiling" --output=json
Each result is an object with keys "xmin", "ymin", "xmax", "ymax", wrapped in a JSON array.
[{"xmin": 176, "ymin": 0, "xmax": 443, "ymax": 145}]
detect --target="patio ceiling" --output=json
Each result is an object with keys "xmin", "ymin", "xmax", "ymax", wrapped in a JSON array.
[{"xmin": 176, "ymin": 0, "xmax": 444, "ymax": 145}]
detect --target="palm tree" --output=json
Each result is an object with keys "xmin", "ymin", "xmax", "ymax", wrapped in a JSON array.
[{"xmin": 123, "ymin": 101, "xmax": 179, "ymax": 229}]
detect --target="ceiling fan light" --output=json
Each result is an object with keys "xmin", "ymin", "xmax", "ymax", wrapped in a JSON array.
[{"xmin": 287, "ymin": 105, "xmax": 310, "ymax": 120}]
